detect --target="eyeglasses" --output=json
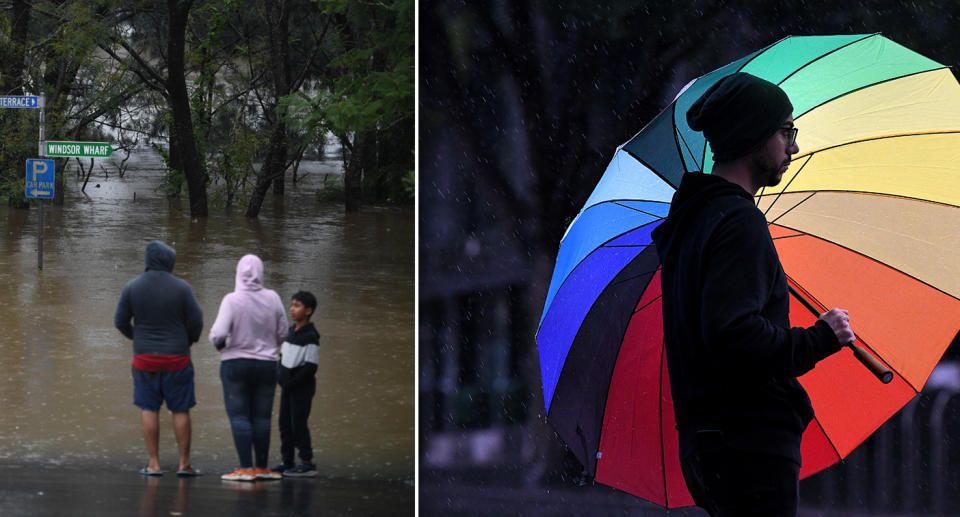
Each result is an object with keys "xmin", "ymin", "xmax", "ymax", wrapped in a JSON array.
[{"xmin": 781, "ymin": 126, "xmax": 798, "ymax": 146}]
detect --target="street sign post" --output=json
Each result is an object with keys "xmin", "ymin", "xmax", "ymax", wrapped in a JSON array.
[
  {"xmin": 25, "ymin": 158, "xmax": 55, "ymax": 270},
  {"xmin": 0, "ymin": 95, "xmax": 39, "ymax": 108},
  {"xmin": 44, "ymin": 141, "xmax": 113, "ymax": 158},
  {"xmin": 3, "ymin": 95, "xmax": 49, "ymax": 270},
  {"xmin": 25, "ymin": 159, "xmax": 55, "ymax": 199}
]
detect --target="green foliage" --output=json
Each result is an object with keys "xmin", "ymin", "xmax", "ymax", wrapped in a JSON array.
[
  {"xmin": 324, "ymin": 0, "xmax": 413, "ymax": 136},
  {"xmin": 282, "ymin": 0, "xmax": 413, "ymax": 207},
  {"xmin": 0, "ymin": 111, "xmax": 40, "ymax": 206},
  {"xmin": 208, "ymin": 125, "xmax": 261, "ymax": 209},
  {"xmin": 401, "ymin": 169, "xmax": 415, "ymax": 201},
  {"xmin": 190, "ymin": 0, "xmax": 239, "ymax": 155},
  {"xmin": 315, "ymin": 173, "xmax": 345, "ymax": 203},
  {"xmin": 281, "ymin": 0, "xmax": 413, "ymax": 135},
  {"xmin": 152, "ymin": 144, "xmax": 185, "ymax": 198}
]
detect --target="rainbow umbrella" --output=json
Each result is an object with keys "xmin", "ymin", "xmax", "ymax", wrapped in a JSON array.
[{"xmin": 536, "ymin": 33, "xmax": 960, "ymax": 508}]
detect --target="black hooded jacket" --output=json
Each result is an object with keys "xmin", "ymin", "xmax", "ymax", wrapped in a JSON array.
[{"xmin": 650, "ymin": 172, "xmax": 841, "ymax": 465}]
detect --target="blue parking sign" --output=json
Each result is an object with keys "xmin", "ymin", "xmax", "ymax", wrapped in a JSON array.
[{"xmin": 26, "ymin": 159, "xmax": 55, "ymax": 199}]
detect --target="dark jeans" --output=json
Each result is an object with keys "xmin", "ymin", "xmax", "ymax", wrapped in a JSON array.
[
  {"xmin": 220, "ymin": 359, "xmax": 277, "ymax": 469},
  {"xmin": 279, "ymin": 378, "xmax": 316, "ymax": 465},
  {"xmin": 680, "ymin": 438, "xmax": 800, "ymax": 517}
]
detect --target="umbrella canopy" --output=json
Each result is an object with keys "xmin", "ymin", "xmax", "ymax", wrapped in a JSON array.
[{"xmin": 536, "ymin": 33, "xmax": 960, "ymax": 508}]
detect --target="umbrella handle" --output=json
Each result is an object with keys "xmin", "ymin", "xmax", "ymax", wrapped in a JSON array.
[
  {"xmin": 847, "ymin": 342, "xmax": 893, "ymax": 384},
  {"xmin": 787, "ymin": 284, "xmax": 893, "ymax": 384}
]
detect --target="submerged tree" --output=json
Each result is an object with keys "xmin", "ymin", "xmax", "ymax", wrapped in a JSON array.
[
  {"xmin": 93, "ymin": 0, "xmax": 209, "ymax": 217},
  {"xmin": 285, "ymin": 0, "xmax": 414, "ymax": 212},
  {"xmin": 239, "ymin": 0, "xmax": 331, "ymax": 218}
]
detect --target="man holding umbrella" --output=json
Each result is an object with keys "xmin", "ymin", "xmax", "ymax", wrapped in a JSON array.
[{"xmin": 650, "ymin": 72, "xmax": 856, "ymax": 516}]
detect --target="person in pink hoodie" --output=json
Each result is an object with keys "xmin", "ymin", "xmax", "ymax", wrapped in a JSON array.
[{"xmin": 209, "ymin": 254, "xmax": 288, "ymax": 481}]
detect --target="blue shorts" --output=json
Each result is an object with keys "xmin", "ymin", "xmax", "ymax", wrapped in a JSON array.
[{"xmin": 132, "ymin": 362, "xmax": 197, "ymax": 412}]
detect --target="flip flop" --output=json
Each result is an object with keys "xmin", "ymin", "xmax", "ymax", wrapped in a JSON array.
[
  {"xmin": 176, "ymin": 467, "xmax": 202, "ymax": 477},
  {"xmin": 140, "ymin": 467, "xmax": 163, "ymax": 476}
]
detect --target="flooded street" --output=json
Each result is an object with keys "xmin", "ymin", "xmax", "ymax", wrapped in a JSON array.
[{"xmin": 0, "ymin": 147, "xmax": 413, "ymax": 512}]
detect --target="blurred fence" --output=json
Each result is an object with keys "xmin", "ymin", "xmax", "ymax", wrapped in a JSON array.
[
  {"xmin": 803, "ymin": 361, "xmax": 960, "ymax": 515},
  {"xmin": 422, "ymin": 362, "xmax": 960, "ymax": 515}
]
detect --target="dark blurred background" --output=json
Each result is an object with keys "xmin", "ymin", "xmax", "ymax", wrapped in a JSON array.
[{"xmin": 419, "ymin": 2, "xmax": 960, "ymax": 515}]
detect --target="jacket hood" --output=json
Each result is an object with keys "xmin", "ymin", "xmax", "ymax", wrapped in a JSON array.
[
  {"xmin": 651, "ymin": 172, "xmax": 752, "ymax": 262},
  {"xmin": 235, "ymin": 254, "xmax": 264, "ymax": 292},
  {"xmin": 145, "ymin": 241, "xmax": 176, "ymax": 273}
]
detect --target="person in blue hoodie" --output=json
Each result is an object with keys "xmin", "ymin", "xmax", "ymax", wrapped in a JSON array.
[
  {"xmin": 115, "ymin": 240, "xmax": 203, "ymax": 477},
  {"xmin": 650, "ymin": 73, "xmax": 856, "ymax": 517}
]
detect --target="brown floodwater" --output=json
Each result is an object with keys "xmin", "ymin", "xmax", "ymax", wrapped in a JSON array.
[{"xmin": 0, "ymin": 147, "xmax": 413, "ymax": 482}]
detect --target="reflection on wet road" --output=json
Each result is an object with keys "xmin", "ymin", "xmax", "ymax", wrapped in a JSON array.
[{"xmin": 0, "ymin": 463, "xmax": 413, "ymax": 516}]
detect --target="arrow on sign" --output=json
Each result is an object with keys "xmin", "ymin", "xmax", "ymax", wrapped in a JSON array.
[{"xmin": 29, "ymin": 188, "xmax": 51, "ymax": 197}]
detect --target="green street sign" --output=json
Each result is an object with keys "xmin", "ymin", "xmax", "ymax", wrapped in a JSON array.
[{"xmin": 45, "ymin": 141, "xmax": 113, "ymax": 158}]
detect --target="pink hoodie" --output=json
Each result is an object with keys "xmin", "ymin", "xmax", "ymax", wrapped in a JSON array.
[{"xmin": 209, "ymin": 254, "xmax": 288, "ymax": 361}]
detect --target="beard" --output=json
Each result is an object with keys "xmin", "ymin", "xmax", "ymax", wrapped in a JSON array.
[
  {"xmin": 767, "ymin": 167, "xmax": 784, "ymax": 187},
  {"xmin": 753, "ymin": 152, "xmax": 789, "ymax": 187}
]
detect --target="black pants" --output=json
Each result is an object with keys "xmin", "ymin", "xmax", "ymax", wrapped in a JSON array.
[
  {"xmin": 279, "ymin": 379, "xmax": 316, "ymax": 465},
  {"xmin": 680, "ymin": 441, "xmax": 800, "ymax": 517}
]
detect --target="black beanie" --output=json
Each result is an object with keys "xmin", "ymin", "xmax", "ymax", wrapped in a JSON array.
[{"xmin": 686, "ymin": 72, "xmax": 793, "ymax": 162}]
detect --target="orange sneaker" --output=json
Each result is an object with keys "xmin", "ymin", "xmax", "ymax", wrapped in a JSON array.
[
  {"xmin": 221, "ymin": 468, "xmax": 256, "ymax": 481},
  {"xmin": 254, "ymin": 467, "xmax": 282, "ymax": 480}
]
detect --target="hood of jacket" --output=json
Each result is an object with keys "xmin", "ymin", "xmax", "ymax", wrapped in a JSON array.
[
  {"xmin": 651, "ymin": 172, "xmax": 752, "ymax": 262},
  {"xmin": 235, "ymin": 254, "xmax": 264, "ymax": 292},
  {"xmin": 145, "ymin": 241, "xmax": 176, "ymax": 273}
]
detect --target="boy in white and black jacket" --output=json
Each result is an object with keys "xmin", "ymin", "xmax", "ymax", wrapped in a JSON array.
[{"xmin": 272, "ymin": 291, "xmax": 320, "ymax": 477}]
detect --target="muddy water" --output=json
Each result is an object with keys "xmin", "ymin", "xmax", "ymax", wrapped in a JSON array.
[{"xmin": 0, "ymin": 148, "xmax": 413, "ymax": 481}]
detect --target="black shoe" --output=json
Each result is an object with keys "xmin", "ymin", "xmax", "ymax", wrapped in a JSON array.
[{"xmin": 282, "ymin": 464, "xmax": 317, "ymax": 477}]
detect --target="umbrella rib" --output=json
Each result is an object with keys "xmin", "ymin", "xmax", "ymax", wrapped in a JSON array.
[
  {"xmin": 774, "ymin": 33, "xmax": 877, "ymax": 88},
  {"xmin": 793, "ymin": 67, "xmax": 951, "ymax": 121},
  {"xmin": 632, "ymin": 293, "xmax": 662, "ymax": 314},
  {"xmin": 766, "ymin": 192, "xmax": 818, "ymax": 226},
  {"xmin": 758, "ymin": 188, "xmax": 959, "ymax": 209},
  {"xmin": 620, "ymin": 148, "xmax": 685, "ymax": 190},
  {"xmin": 611, "ymin": 201, "xmax": 669, "ymax": 219},
  {"xmin": 581, "ymin": 199, "xmax": 671, "ymax": 216},
  {"xmin": 676, "ymin": 128, "xmax": 702, "ymax": 173},
  {"xmin": 791, "ymin": 129, "xmax": 960, "ymax": 163},
  {"xmin": 786, "ymin": 275, "xmax": 913, "ymax": 390},
  {"xmin": 760, "ymin": 154, "xmax": 813, "ymax": 216},
  {"xmin": 659, "ymin": 335, "xmax": 669, "ymax": 505},
  {"xmin": 739, "ymin": 36, "xmax": 790, "ymax": 72},
  {"xmin": 770, "ymin": 233, "xmax": 805, "ymax": 241},
  {"xmin": 668, "ymin": 96, "xmax": 704, "ymax": 174},
  {"xmin": 611, "ymin": 269, "xmax": 662, "ymax": 289},
  {"xmin": 809, "ymin": 416, "xmax": 845, "ymax": 472}
]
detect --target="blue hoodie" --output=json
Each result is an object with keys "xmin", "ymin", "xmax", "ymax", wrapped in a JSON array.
[{"xmin": 115, "ymin": 241, "xmax": 204, "ymax": 356}]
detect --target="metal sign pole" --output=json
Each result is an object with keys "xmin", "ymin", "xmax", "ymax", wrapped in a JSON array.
[
  {"xmin": 38, "ymin": 200, "xmax": 43, "ymax": 270},
  {"xmin": 38, "ymin": 93, "xmax": 45, "ymax": 270},
  {"xmin": 39, "ymin": 94, "xmax": 45, "ymax": 156}
]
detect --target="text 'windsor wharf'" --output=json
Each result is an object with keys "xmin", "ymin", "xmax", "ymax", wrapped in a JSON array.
[{"xmin": 48, "ymin": 143, "xmax": 111, "ymax": 156}]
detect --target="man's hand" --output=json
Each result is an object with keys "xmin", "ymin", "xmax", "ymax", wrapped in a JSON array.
[{"xmin": 820, "ymin": 308, "xmax": 855, "ymax": 344}]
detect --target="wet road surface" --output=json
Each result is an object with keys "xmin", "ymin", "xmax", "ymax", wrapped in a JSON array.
[{"xmin": 0, "ymin": 462, "xmax": 413, "ymax": 516}]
